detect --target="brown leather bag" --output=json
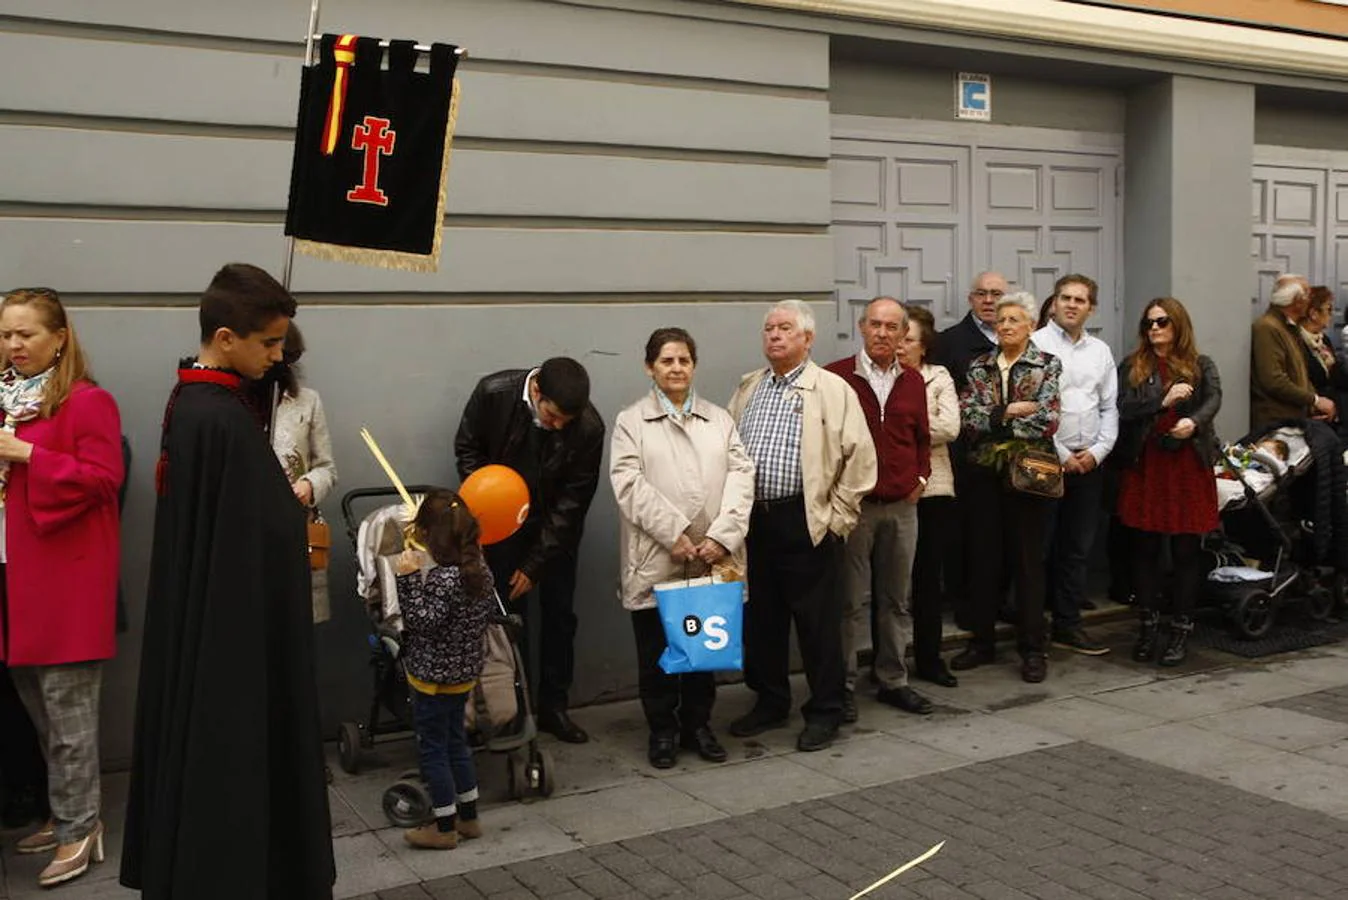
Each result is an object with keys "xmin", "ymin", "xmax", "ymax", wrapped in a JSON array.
[
  {"xmin": 1007, "ymin": 447, "xmax": 1064, "ymax": 499},
  {"xmin": 307, "ymin": 512, "xmax": 332, "ymax": 571}
]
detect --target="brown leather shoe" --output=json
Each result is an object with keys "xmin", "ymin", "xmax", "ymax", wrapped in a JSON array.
[
  {"xmin": 404, "ymin": 823, "xmax": 458, "ymax": 850},
  {"xmin": 38, "ymin": 821, "xmax": 104, "ymax": 888},
  {"xmin": 456, "ymin": 817, "xmax": 483, "ymax": 840},
  {"xmin": 16, "ymin": 820, "xmax": 58, "ymax": 855}
]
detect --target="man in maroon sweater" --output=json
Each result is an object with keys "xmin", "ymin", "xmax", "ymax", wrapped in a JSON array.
[{"xmin": 826, "ymin": 297, "xmax": 933, "ymax": 722}]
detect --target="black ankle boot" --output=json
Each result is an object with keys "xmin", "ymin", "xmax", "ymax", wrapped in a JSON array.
[
  {"xmin": 1132, "ymin": 611, "xmax": 1161, "ymax": 663},
  {"xmin": 1160, "ymin": 616, "xmax": 1193, "ymax": 667}
]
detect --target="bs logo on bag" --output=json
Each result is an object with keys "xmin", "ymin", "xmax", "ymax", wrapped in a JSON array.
[{"xmin": 681, "ymin": 614, "xmax": 730, "ymax": 650}]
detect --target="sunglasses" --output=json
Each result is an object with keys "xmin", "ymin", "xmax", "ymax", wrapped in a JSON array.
[{"xmin": 1145, "ymin": 316, "xmax": 1172, "ymax": 330}]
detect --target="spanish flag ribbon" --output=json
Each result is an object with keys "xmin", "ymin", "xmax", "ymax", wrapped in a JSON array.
[{"xmin": 321, "ymin": 34, "xmax": 359, "ymax": 156}]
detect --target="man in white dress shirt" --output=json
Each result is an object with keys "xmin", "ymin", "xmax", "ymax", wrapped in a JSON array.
[{"xmin": 1031, "ymin": 274, "xmax": 1117, "ymax": 655}]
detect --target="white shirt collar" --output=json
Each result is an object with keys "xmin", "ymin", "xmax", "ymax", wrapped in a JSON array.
[
  {"xmin": 523, "ymin": 367, "xmax": 543, "ymax": 428},
  {"xmin": 858, "ymin": 350, "xmax": 898, "ymax": 378}
]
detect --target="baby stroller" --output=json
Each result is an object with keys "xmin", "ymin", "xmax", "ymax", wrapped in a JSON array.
[
  {"xmin": 337, "ymin": 486, "xmax": 556, "ymax": 827},
  {"xmin": 1204, "ymin": 426, "xmax": 1337, "ymax": 638}
]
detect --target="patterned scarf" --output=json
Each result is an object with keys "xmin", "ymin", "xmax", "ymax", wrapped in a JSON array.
[
  {"xmin": 655, "ymin": 387, "xmax": 695, "ymax": 422},
  {"xmin": 1299, "ymin": 325, "xmax": 1335, "ymax": 377},
  {"xmin": 0, "ymin": 366, "xmax": 53, "ymax": 505}
]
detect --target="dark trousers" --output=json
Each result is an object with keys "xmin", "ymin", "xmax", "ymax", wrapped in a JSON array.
[
  {"xmin": 911, "ymin": 497, "xmax": 957, "ymax": 670},
  {"xmin": 631, "ymin": 608, "xmax": 715, "ymax": 737},
  {"xmin": 744, "ymin": 496, "xmax": 845, "ymax": 726},
  {"xmin": 0, "ymin": 568, "xmax": 46, "ymax": 807},
  {"xmin": 485, "ymin": 527, "xmax": 578, "ymax": 712},
  {"xmin": 411, "ymin": 690, "xmax": 477, "ymax": 818},
  {"xmin": 1044, "ymin": 466, "xmax": 1105, "ymax": 631},
  {"xmin": 1132, "ymin": 531, "xmax": 1203, "ymax": 617},
  {"xmin": 965, "ymin": 466, "xmax": 1050, "ymax": 657}
]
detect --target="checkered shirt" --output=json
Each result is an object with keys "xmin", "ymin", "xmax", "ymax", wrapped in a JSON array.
[{"xmin": 738, "ymin": 362, "xmax": 806, "ymax": 500}]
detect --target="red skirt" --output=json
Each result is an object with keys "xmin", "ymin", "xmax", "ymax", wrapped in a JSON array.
[{"xmin": 1118, "ymin": 410, "xmax": 1219, "ymax": 535}]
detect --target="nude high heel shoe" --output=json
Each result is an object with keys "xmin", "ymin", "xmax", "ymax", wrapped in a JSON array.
[{"xmin": 37, "ymin": 821, "xmax": 104, "ymax": 888}]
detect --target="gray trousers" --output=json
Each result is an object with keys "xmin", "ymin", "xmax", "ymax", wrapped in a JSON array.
[
  {"xmin": 11, "ymin": 662, "xmax": 102, "ymax": 843},
  {"xmin": 842, "ymin": 498, "xmax": 919, "ymax": 691}
]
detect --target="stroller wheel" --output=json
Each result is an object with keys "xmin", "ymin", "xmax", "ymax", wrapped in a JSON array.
[
  {"xmin": 382, "ymin": 779, "xmax": 432, "ymax": 828},
  {"xmin": 506, "ymin": 753, "xmax": 526, "ymax": 801},
  {"xmin": 1305, "ymin": 586, "xmax": 1334, "ymax": 621},
  {"xmin": 1232, "ymin": 590, "xmax": 1275, "ymax": 639},
  {"xmin": 338, "ymin": 721, "xmax": 363, "ymax": 775},
  {"xmin": 535, "ymin": 749, "xmax": 556, "ymax": 798}
]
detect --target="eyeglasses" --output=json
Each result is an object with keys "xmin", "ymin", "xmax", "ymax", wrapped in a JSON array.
[
  {"xmin": 1145, "ymin": 316, "xmax": 1171, "ymax": 330},
  {"xmin": 972, "ymin": 289, "xmax": 1005, "ymax": 300}
]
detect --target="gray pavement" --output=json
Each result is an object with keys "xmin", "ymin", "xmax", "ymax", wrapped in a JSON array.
[{"xmin": 4, "ymin": 618, "xmax": 1348, "ymax": 898}]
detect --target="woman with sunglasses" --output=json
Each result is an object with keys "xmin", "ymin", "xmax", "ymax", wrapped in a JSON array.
[
  {"xmin": 269, "ymin": 323, "xmax": 339, "ymax": 623},
  {"xmin": 1115, "ymin": 298, "xmax": 1220, "ymax": 666}
]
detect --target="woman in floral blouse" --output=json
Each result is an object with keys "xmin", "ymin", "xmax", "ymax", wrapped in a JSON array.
[
  {"xmin": 271, "ymin": 324, "xmax": 338, "ymax": 623},
  {"xmin": 950, "ymin": 291, "xmax": 1061, "ymax": 684}
]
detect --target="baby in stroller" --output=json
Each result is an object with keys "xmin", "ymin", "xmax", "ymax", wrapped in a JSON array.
[{"xmin": 392, "ymin": 489, "xmax": 494, "ymax": 850}]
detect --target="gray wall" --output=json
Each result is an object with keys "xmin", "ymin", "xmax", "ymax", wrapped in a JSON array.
[
  {"xmin": 1125, "ymin": 76, "xmax": 1255, "ymax": 440},
  {"xmin": 830, "ymin": 57, "xmax": 1127, "ymax": 133},
  {"xmin": 0, "ymin": 0, "xmax": 835, "ymax": 767},
  {"xmin": 1256, "ymin": 103, "xmax": 1348, "ymax": 151}
]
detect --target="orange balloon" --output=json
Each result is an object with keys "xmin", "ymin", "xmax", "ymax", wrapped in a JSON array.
[{"xmin": 459, "ymin": 464, "xmax": 531, "ymax": 546}]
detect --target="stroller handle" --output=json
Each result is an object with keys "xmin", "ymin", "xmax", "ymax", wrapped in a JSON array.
[{"xmin": 340, "ymin": 485, "xmax": 440, "ymax": 541}]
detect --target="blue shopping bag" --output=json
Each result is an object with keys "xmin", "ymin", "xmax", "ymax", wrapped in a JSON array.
[{"xmin": 654, "ymin": 577, "xmax": 744, "ymax": 675}]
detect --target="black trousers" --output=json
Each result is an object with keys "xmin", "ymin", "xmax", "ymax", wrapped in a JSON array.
[
  {"xmin": 1044, "ymin": 466, "xmax": 1105, "ymax": 631},
  {"xmin": 1132, "ymin": 531, "xmax": 1202, "ymax": 617},
  {"xmin": 485, "ymin": 526, "xmax": 578, "ymax": 713},
  {"xmin": 630, "ymin": 608, "xmax": 715, "ymax": 737},
  {"xmin": 744, "ymin": 496, "xmax": 845, "ymax": 726},
  {"xmin": 964, "ymin": 466, "xmax": 1050, "ymax": 658},
  {"xmin": 911, "ymin": 496, "xmax": 956, "ymax": 670},
  {"xmin": 0, "ymin": 566, "xmax": 46, "ymax": 802}
]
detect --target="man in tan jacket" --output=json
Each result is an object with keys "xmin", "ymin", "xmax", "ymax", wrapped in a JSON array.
[
  {"xmin": 1251, "ymin": 274, "xmax": 1335, "ymax": 430},
  {"xmin": 727, "ymin": 300, "xmax": 877, "ymax": 752}
]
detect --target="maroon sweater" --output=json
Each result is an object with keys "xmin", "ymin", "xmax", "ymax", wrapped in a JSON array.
[{"xmin": 825, "ymin": 354, "xmax": 931, "ymax": 502}]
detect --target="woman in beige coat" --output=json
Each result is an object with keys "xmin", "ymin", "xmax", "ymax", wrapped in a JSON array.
[
  {"xmin": 901, "ymin": 307, "xmax": 960, "ymax": 687},
  {"xmin": 610, "ymin": 327, "xmax": 755, "ymax": 770}
]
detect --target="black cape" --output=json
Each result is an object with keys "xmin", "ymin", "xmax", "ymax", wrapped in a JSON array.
[{"xmin": 121, "ymin": 374, "xmax": 335, "ymax": 899}]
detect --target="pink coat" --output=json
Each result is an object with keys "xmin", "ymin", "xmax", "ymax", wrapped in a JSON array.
[{"xmin": 0, "ymin": 382, "xmax": 123, "ymax": 666}]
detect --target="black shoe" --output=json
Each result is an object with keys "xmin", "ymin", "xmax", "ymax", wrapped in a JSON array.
[
  {"xmin": 1133, "ymin": 611, "xmax": 1161, "ymax": 663},
  {"xmin": 648, "ymin": 733, "xmax": 677, "ymax": 769},
  {"xmin": 876, "ymin": 686, "xmax": 933, "ymax": 715},
  {"xmin": 1051, "ymin": 627, "xmax": 1111, "ymax": 656},
  {"xmin": 1080, "ymin": 598, "xmax": 1098, "ymax": 611},
  {"xmin": 538, "ymin": 709, "xmax": 590, "ymax": 744},
  {"xmin": 841, "ymin": 689, "xmax": 859, "ymax": 725},
  {"xmin": 949, "ymin": 646, "xmax": 995, "ymax": 671},
  {"xmin": 1021, "ymin": 655, "xmax": 1048, "ymax": 683},
  {"xmin": 729, "ymin": 706, "xmax": 789, "ymax": 738},
  {"xmin": 1160, "ymin": 617, "xmax": 1193, "ymax": 667},
  {"xmin": 680, "ymin": 726, "xmax": 728, "ymax": 763},
  {"xmin": 796, "ymin": 721, "xmax": 837, "ymax": 752},
  {"xmin": 914, "ymin": 662, "xmax": 958, "ymax": 688}
]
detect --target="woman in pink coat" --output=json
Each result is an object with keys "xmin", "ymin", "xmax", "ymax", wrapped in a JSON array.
[{"xmin": 0, "ymin": 287, "xmax": 123, "ymax": 889}]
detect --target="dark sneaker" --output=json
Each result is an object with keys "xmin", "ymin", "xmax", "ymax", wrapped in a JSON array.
[
  {"xmin": 729, "ymin": 706, "xmax": 789, "ymax": 738},
  {"xmin": 841, "ymin": 689, "xmax": 859, "ymax": 724},
  {"xmin": 796, "ymin": 721, "xmax": 837, "ymax": 752},
  {"xmin": 950, "ymin": 646, "xmax": 995, "ymax": 671},
  {"xmin": 1052, "ymin": 627, "xmax": 1111, "ymax": 656}
]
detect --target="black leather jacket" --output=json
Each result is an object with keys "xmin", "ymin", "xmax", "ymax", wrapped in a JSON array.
[
  {"xmin": 1116, "ymin": 354, "xmax": 1222, "ymax": 468},
  {"xmin": 454, "ymin": 369, "xmax": 605, "ymax": 580}
]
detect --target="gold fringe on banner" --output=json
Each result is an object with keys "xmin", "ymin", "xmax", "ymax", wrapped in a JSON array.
[{"xmin": 296, "ymin": 76, "xmax": 461, "ymax": 273}]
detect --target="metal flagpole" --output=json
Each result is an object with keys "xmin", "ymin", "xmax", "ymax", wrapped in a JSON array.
[{"xmin": 280, "ymin": 0, "xmax": 323, "ymax": 294}]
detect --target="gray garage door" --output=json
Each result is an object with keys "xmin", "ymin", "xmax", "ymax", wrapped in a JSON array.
[{"xmin": 831, "ymin": 117, "xmax": 1123, "ymax": 353}]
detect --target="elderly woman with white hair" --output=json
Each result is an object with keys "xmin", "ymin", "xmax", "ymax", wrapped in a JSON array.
[{"xmin": 950, "ymin": 291, "xmax": 1062, "ymax": 683}]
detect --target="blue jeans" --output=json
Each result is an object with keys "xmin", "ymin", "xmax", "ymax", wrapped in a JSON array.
[
  {"xmin": 411, "ymin": 689, "xmax": 478, "ymax": 818},
  {"xmin": 1044, "ymin": 467, "xmax": 1105, "ymax": 631}
]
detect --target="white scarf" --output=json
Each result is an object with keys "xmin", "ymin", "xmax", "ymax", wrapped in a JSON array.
[{"xmin": 0, "ymin": 366, "xmax": 53, "ymax": 505}]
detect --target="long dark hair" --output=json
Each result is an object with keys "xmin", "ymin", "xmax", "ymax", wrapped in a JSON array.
[
  {"xmin": 1128, "ymin": 297, "xmax": 1200, "ymax": 389},
  {"xmin": 413, "ymin": 489, "xmax": 491, "ymax": 599}
]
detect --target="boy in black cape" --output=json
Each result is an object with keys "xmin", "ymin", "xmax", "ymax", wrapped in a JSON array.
[{"xmin": 121, "ymin": 264, "xmax": 335, "ymax": 899}]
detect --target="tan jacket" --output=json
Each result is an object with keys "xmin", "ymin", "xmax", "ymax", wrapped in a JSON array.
[
  {"xmin": 728, "ymin": 360, "xmax": 877, "ymax": 545},
  {"xmin": 1251, "ymin": 306, "xmax": 1316, "ymax": 429},
  {"xmin": 921, "ymin": 364, "xmax": 960, "ymax": 498},
  {"xmin": 611, "ymin": 392, "xmax": 756, "ymax": 611}
]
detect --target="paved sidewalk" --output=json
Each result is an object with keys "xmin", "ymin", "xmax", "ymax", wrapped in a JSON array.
[{"xmin": 3, "ymin": 620, "xmax": 1347, "ymax": 898}]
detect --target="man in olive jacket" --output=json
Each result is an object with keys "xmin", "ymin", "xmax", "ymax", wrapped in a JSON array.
[
  {"xmin": 455, "ymin": 357, "xmax": 605, "ymax": 743},
  {"xmin": 1251, "ymin": 274, "xmax": 1336, "ymax": 430}
]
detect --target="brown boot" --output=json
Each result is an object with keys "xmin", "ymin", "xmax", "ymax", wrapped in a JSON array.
[
  {"xmin": 456, "ymin": 817, "xmax": 483, "ymax": 840},
  {"xmin": 404, "ymin": 823, "xmax": 458, "ymax": 850},
  {"xmin": 16, "ymin": 820, "xmax": 58, "ymax": 855},
  {"xmin": 38, "ymin": 821, "xmax": 104, "ymax": 888}
]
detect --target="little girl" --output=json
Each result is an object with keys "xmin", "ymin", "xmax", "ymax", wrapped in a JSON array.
[{"xmin": 394, "ymin": 489, "xmax": 495, "ymax": 850}]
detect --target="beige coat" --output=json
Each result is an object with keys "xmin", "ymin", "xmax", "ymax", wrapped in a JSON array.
[
  {"xmin": 611, "ymin": 392, "xmax": 756, "ymax": 611},
  {"xmin": 728, "ymin": 360, "xmax": 877, "ymax": 545},
  {"xmin": 921, "ymin": 363, "xmax": 960, "ymax": 498},
  {"xmin": 273, "ymin": 386, "xmax": 338, "ymax": 623}
]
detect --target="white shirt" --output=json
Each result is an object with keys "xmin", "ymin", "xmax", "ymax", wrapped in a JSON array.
[
  {"xmin": 857, "ymin": 351, "xmax": 899, "ymax": 409},
  {"xmin": 1032, "ymin": 321, "xmax": 1119, "ymax": 465},
  {"xmin": 522, "ymin": 367, "xmax": 543, "ymax": 428}
]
